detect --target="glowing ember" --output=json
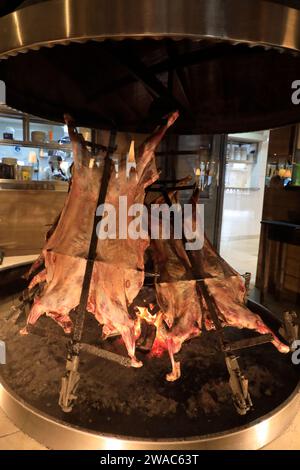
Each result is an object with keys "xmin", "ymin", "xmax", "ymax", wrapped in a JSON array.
[
  {"xmin": 135, "ymin": 306, "xmax": 167, "ymax": 358},
  {"xmin": 149, "ymin": 338, "xmax": 168, "ymax": 358},
  {"xmin": 23, "ymin": 113, "xmax": 289, "ymax": 388}
]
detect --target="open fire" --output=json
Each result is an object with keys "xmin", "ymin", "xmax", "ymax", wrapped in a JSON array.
[
  {"xmin": 0, "ymin": 0, "xmax": 300, "ymax": 451},
  {"xmin": 17, "ymin": 111, "xmax": 290, "ymax": 415}
]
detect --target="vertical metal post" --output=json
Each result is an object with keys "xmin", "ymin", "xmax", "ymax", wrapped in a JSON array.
[
  {"xmin": 59, "ymin": 129, "xmax": 117, "ymax": 412},
  {"xmin": 213, "ymin": 133, "xmax": 227, "ymax": 251},
  {"xmin": 162, "ymin": 186, "xmax": 252, "ymax": 415},
  {"xmin": 23, "ymin": 114, "xmax": 30, "ymax": 142}
]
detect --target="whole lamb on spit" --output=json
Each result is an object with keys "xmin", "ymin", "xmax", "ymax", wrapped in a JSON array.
[{"xmin": 21, "ymin": 111, "xmax": 289, "ymax": 385}]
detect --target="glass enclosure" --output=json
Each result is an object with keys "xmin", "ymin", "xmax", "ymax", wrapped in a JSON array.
[
  {"xmin": 29, "ymin": 121, "xmax": 66, "ymax": 142},
  {"xmin": 154, "ymin": 133, "xmax": 224, "ymax": 243},
  {"xmin": 220, "ymin": 131, "xmax": 270, "ymax": 284},
  {"xmin": 0, "ymin": 115, "xmax": 23, "ymax": 141},
  {"xmin": 0, "ymin": 107, "xmax": 79, "ymax": 181}
]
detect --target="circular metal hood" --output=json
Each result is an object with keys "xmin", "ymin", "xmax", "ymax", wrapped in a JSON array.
[
  {"xmin": 1, "ymin": 0, "xmax": 300, "ymax": 133},
  {"xmin": 0, "ymin": 1, "xmax": 25, "ymax": 17}
]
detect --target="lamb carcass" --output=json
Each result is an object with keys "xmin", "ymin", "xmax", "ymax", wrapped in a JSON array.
[
  {"xmin": 22, "ymin": 111, "xmax": 179, "ymax": 368},
  {"xmin": 148, "ymin": 187, "xmax": 289, "ymax": 381},
  {"xmin": 146, "ymin": 186, "xmax": 202, "ymax": 380},
  {"xmin": 188, "ymin": 189, "xmax": 289, "ymax": 354}
]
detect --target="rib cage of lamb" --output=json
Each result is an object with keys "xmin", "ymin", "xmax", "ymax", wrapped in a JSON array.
[{"xmin": 21, "ymin": 111, "xmax": 289, "ymax": 397}]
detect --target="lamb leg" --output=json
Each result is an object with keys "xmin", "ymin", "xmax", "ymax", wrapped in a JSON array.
[
  {"xmin": 166, "ymin": 338, "xmax": 181, "ymax": 381},
  {"xmin": 188, "ymin": 189, "xmax": 290, "ymax": 354}
]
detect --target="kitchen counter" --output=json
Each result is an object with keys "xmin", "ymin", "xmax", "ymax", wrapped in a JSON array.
[
  {"xmin": 0, "ymin": 254, "xmax": 38, "ymax": 272},
  {"xmin": 0, "ymin": 179, "xmax": 68, "ymax": 191}
]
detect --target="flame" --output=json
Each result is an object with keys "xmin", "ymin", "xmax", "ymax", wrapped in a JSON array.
[
  {"xmin": 126, "ymin": 140, "xmax": 137, "ymax": 179},
  {"xmin": 128, "ymin": 140, "xmax": 135, "ymax": 163},
  {"xmin": 136, "ymin": 306, "xmax": 157, "ymax": 324},
  {"xmin": 110, "ymin": 305, "xmax": 168, "ymax": 358},
  {"xmin": 149, "ymin": 337, "xmax": 168, "ymax": 357},
  {"xmin": 135, "ymin": 306, "xmax": 168, "ymax": 357}
]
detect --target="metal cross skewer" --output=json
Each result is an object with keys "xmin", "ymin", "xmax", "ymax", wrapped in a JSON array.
[
  {"xmin": 159, "ymin": 189, "xmax": 253, "ymax": 416},
  {"xmin": 59, "ymin": 129, "xmax": 117, "ymax": 413}
]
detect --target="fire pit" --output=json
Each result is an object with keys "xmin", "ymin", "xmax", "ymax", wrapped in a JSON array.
[
  {"xmin": 0, "ymin": 0, "xmax": 300, "ymax": 450},
  {"xmin": 0, "ymin": 296, "xmax": 299, "ymax": 450}
]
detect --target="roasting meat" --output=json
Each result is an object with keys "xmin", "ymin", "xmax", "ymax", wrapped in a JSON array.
[
  {"xmin": 203, "ymin": 275, "xmax": 289, "ymax": 354},
  {"xmin": 146, "ymin": 185, "xmax": 202, "ymax": 380},
  {"xmin": 22, "ymin": 111, "xmax": 179, "ymax": 367},
  {"xmin": 189, "ymin": 189, "xmax": 289, "ymax": 353},
  {"xmin": 147, "ymin": 187, "xmax": 289, "ymax": 381},
  {"xmin": 23, "ymin": 110, "xmax": 288, "ymax": 381}
]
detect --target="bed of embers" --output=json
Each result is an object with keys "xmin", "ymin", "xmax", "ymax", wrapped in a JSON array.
[
  {"xmin": 0, "ymin": 307, "xmax": 298, "ymax": 438},
  {"xmin": 0, "ymin": 111, "xmax": 297, "ymax": 427}
]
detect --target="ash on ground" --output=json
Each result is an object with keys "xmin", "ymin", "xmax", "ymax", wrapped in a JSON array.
[{"xmin": 0, "ymin": 302, "xmax": 298, "ymax": 438}]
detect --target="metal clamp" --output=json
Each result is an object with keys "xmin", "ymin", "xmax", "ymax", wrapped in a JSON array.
[
  {"xmin": 225, "ymin": 355, "xmax": 253, "ymax": 416},
  {"xmin": 58, "ymin": 355, "xmax": 80, "ymax": 413},
  {"xmin": 0, "ymin": 249, "xmax": 4, "ymax": 265},
  {"xmin": 242, "ymin": 272, "xmax": 252, "ymax": 296},
  {"xmin": 280, "ymin": 311, "xmax": 300, "ymax": 349},
  {"xmin": 58, "ymin": 129, "xmax": 117, "ymax": 413},
  {"xmin": 8, "ymin": 285, "xmax": 43, "ymax": 324},
  {"xmin": 0, "ymin": 340, "xmax": 6, "ymax": 365}
]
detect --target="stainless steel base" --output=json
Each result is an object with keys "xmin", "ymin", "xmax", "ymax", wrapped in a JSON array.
[{"xmin": 0, "ymin": 377, "xmax": 299, "ymax": 450}]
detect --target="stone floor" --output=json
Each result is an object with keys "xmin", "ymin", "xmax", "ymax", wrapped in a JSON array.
[
  {"xmin": 220, "ymin": 237, "xmax": 260, "ymax": 283},
  {"xmin": 0, "ymin": 407, "xmax": 46, "ymax": 450}
]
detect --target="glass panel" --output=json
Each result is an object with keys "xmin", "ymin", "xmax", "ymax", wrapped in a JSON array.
[
  {"xmin": 220, "ymin": 131, "xmax": 269, "ymax": 284},
  {"xmin": 29, "ymin": 121, "xmax": 66, "ymax": 143},
  {"xmin": 0, "ymin": 116, "xmax": 23, "ymax": 140},
  {"xmin": 78, "ymin": 127, "xmax": 92, "ymax": 142},
  {"xmin": 25, "ymin": 147, "xmax": 72, "ymax": 181},
  {"xmin": 154, "ymin": 134, "xmax": 222, "ymax": 243},
  {"xmin": 0, "ymin": 143, "xmax": 27, "ymax": 161},
  {"xmin": 0, "ymin": 144, "xmax": 73, "ymax": 181},
  {"xmin": 175, "ymin": 135, "xmax": 220, "ymax": 242},
  {"xmin": 38, "ymin": 147, "xmax": 73, "ymax": 181},
  {"xmin": 0, "ymin": 116, "xmax": 92, "ymax": 181}
]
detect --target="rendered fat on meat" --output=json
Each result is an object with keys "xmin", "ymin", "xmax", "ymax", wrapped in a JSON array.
[
  {"xmin": 148, "ymin": 187, "xmax": 202, "ymax": 381},
  {"xmin": 23, "ymin": 112, "xmax": 179, "ymax": 368},
  {"xmin": 188, "ymin": 189, "xmax": 289, "ymax": 354},
  {"xmin": 149, "ymin": 187, "xmax": 289, "ymax": 381},
  {"xmin": 204, "ymin": 276, "xmax": 289, "ymax": 353}
]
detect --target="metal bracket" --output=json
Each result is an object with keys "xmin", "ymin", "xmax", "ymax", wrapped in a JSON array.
[
  {"xmin": 58, "ymin": 129, "xmax": 117, "ymax": 413},
  {"xmin": 159, "ymin": 188, "xmax": 254, "ymax": 417},
  {"xmin": 194, "ymin": 282, "xmax": 254, "ymax": 416},
  {"xmin": 280, "ymin": 311, "xmax": 300, "ymax": 348},
  {"xmin": 8, "ymin": 284, "xmax": 43, "ymax": 324},
  {"xmin": 59, "ymin": 355, "xmax": 80, "ymax": 413},
  {"xmin": 225, "ymin": 355, "xmax": 253, "ymax": 416},
  {"xmin": 0, "ymin": 340, "xmax": 6, "ymax": 365},
  {"xmin": 9, "ymin": 292, "xmax": 31, "ymax": 323},
  {"xmin": 242, "ymin": 272, "xmax": 252, "ymax": 296}
]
